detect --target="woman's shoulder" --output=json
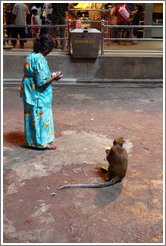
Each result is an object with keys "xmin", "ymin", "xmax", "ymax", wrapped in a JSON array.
[
  {"xmin": 27, "ymin": 52, "xmax": 43, "ymax": 60},
  {"xmin": 29, "ymin": 52, "xmax": 47, "ymax": 68},
  {"xmin": 25, "ymin": 53, "xmax": 41, "ymax": 66}
]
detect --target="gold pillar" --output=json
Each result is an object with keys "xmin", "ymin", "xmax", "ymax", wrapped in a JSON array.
[{"xmin": 3, "ymin": 3, "xmax": 12, "ymax": 49}]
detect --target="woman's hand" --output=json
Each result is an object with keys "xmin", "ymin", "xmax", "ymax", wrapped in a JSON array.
[
  {"xmin": 52, "ymin": 71, "xmax": 63, "ymax": 81},
  {"xmin": 46, "ymin": 71, "xmax": 63, "ymax": 84}
]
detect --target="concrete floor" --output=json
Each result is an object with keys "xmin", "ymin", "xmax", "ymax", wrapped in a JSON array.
[{"xmin": 3, "ymin": 85, "xmax": 163, "ymax": 243}]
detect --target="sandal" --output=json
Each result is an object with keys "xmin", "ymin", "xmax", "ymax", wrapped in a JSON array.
[{"xmin": 45, "ymin": 143, "xmax": 57, "ymax": 150}]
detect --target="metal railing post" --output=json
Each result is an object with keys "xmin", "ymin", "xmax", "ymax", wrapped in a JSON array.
[
  {"xmin": 101, "ymin": 19, "xmax": 105, "ymax": 56},
  {"xmin": 3, "ymin": 4, "xmax": 12, "ymax": 49},
  {"xmin": 68, "ymin": 19, "xmax": 71, "ymax": 54},
  {"xmin": 108, "ymin": 7, "xmax": 111, "ymax": 47}
]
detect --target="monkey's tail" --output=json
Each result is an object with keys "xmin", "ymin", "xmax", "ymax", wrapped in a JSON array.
[{"xmin": 58, "ymin": 179, "xmax": 119, "ymax": 190}]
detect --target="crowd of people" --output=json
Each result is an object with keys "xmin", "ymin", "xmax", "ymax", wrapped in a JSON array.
[
  {"xmin": 5, "ymin": 2, "xmax": 145, "ymax": 49},
  {"xmin": 5, "ymin": 3, "xmax": 70, "ymax": 49}
]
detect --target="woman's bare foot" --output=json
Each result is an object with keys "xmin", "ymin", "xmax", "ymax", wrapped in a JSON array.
[{"xmin": 45, "ymin": 143, "xmax": 57, "ymax": 150}]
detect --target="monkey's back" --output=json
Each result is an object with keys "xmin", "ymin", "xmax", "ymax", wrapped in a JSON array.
[{"xmin": 107, "ymin": 144, "xmax": 128, "ymax": 181}]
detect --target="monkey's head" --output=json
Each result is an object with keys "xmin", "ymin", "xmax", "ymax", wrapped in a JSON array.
[
  {"xmin": 113, "ymin": 137, "xmax": 126, "ymax": 147},
  {"xmin": 105, "ymin": 137, "xmax": 126, "ymax": 159}
]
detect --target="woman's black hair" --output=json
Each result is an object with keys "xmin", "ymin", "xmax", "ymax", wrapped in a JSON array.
[{"xmin": 33, "ymin": 34, "xmax": 56, "ymax": 55}]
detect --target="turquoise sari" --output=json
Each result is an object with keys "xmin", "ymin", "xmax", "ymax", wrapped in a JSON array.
[{"xmin": 20, "ymin": 52, "xmax": 54, "ymax": 148}]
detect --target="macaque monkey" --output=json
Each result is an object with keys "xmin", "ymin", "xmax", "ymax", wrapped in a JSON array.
[{"xmin": 58, "ymin": 137, "xmax": 128, "ymax": 190}]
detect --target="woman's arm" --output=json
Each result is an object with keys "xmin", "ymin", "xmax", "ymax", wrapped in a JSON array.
[{"xmin": 45, "ymin": 72, "xmax": 62, "ymax": 84}]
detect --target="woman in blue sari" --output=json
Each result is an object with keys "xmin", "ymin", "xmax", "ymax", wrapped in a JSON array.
[{"xmin": 20, "ymin": 34, "xmax": 62, "ymax": 150}]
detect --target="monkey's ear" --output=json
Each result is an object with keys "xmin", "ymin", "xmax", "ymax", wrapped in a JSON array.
[{"xmin": 113, "ymin": 139, "xmax": 117, "ymax": 145}]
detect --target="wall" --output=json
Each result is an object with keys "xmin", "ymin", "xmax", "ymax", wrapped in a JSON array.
[{"xmin": 3, "ymin": 53, "xmax": 163, "ymax": 84}]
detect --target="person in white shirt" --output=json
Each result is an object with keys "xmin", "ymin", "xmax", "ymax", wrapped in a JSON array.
[{"xmin": 12, "ymin": 3, "xmax": 29, "ymax": 48}]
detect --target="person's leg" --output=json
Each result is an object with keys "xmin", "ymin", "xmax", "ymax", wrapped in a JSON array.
[
  {"xmin": 117, "ymin": 28, "xmax": 122, "ymax": 45},
  {"xmin": 50, "ymin": 18, "xmax": 59, "ymax": 48},
  {"xmin": 132, "ymin": 27, "xmax": 138, "ymax": 44},
  {"xmin": 6, "ymin": 22, "xmax": 12, "ymax": 43},
  {"xmin": 40, "ymin": 20, "xmax": 51, "ymax": 36},
  {"xmin": 19, "ymin": 27, "xmax": 26, "ymax": 48},
  {"xmin": 45, "ymin": 20, "xmax": 51, "ymax": 34},
  {"xmin": 126, "ymin": 22, "xmax": 134, "ymax": 44},
  {"xmin": 11, "ymin": 26, "xmax": 18, "ymax": 47}
]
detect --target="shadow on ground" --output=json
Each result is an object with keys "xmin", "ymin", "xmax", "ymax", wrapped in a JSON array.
[
  {"xmin": 4, "ymin": 131, "xmax": 25, "ymax": 146},
  {"xmin": 94, "ymin": 182, "xmax": 123, "ymax": 207}
]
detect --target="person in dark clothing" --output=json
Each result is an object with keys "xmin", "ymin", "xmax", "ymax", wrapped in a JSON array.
[
  {"xmin": 5, "ymin": 3, "xmax": 15, "ymax": 43},
  {"xmin": 50, "ymin": 3, "xmax": 69, "ymax": 50},
  {"xmin": 131, "ymin": 5, "xmax": 144, "ymax": 38},
  {"xmin": 40, "ymin": 3, "xmax": 52, "ymax": 36},
  {"xmin": 127, "ymin": 3, "xmax": 135, "ymax": 12}
]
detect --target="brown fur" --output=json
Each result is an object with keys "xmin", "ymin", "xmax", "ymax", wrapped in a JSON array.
[
  {"xmin": 58, "ymin": 137, "xmax": 128, "ymax": 190},
  {"xmin": 107, "ymin": 137, "xmax": 128, "ymax": 182}
]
